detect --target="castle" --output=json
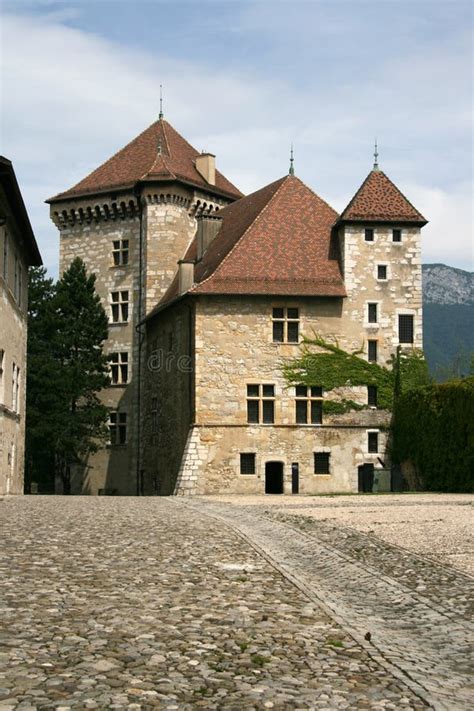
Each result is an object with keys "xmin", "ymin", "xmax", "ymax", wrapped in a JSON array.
[{"xmin": 48, "ymin": 115, "xmax": 426, "ymax": 496}]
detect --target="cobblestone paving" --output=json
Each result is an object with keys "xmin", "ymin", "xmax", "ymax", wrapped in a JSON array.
[
  {"xmin": 0, "ymin": 497, "xmax": 431, "ymax": 711},
  {"xmin": 185, "ymin": 499, "xmax": 473, "ymax": 711}
]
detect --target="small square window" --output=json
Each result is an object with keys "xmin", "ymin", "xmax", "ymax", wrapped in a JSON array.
[
  {"xmin": 365, "ymin": 228, "xmax": 374, "ymax": 242},
  {"xmin": 295, "ymin": 385, "xmax": 307, "ymax": 397},
  {"xmin": 272, "ymin": 307, "xmax": 284, "ymax": 319},
  {"xmin": 368, "ymin": 303, "xmax": 378, "ymax": 323},
  {"xmin": 311, "ymin": 386, "xmax": 323, "ymax": 397},
  {"xmin": 247, "ymin": 384, "xmax": 259, "ymax": 397},
  {"xmin": 262, "ymin": 385, "xmax": 275, "ymax": 397},
  {"xmin": 314, "ymin": 452, "xmax": 330, "ymax": 474},
  {"xmin": 377, "ymin": 265, "xmax": 387, "ymax": 280},
  {"xmin": 367, "ymin": 385, "xmax": 378, "ymax": 407},
  {"xmin": 368, "ymin": 340, "xmax": 378, "ymax": 362},
  {"xmin": 240, "ymin": 453, "xmax": 256, "ymax": 475},
  {"xmin": 392, "ymin": 229, "xmax": 402, "ymax": 242},
  {"xmin": 368, "ymin": 431, "xmax": 379, "ymax": 453}
]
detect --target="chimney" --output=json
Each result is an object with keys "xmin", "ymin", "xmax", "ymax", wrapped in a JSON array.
[
  {"xmin": 195, "ymin": 152, "xmax": 216, "ymax": 185},
  {"xmin": 196, "ymin": 213, "xmax": 223, "ymax": 260},
  {"xmin": 178, "ymin": 260, "xmax": 194, "ymax": 295}
]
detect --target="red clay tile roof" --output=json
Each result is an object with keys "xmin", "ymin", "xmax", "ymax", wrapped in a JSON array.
[
  {"xmin": 154, "ymin": 175, "xmax": 345, "ymax": 313},
  {"xmin": 339, "ymin": 169, "xmax": 427, "ymax": 224},
  {"xmin": 48, "ymin": 119, "xmax": 242, "ymax": 202}
]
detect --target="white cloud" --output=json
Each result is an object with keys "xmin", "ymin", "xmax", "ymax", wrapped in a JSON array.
[{"xmin": 0, "ymin": 9, "xmax": 471, "ymax": 275}]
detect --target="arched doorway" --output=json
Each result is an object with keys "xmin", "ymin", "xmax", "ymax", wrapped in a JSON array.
[{"xmin": 265, "ymin": 461, "xmax": 284, "ymax": 494}]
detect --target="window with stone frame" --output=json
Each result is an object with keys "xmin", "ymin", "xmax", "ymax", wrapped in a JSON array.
[
  {"xmin": 368, "ymin": 431, "xmax": 379, "ymax": 453},
  {"xmin": 377, "ymin": 264, "xmax": 388, "ymax": 280},
  {"xmin": 314, "ymin": 452, "xmax": 330, "ymax": 474},
  {"xmin": 110, "ymin": 290, "xmax": 129, "ymax": 323},
  {"xmin": 295, "ymin": 385, "xmax": 323, "ymax": 424},
  {"xmin": 368, "ymin": 302, "xmax": 378, "ymax": 323},
  {"xmin": 112, "ymin": 239, "xmax": 129, "ymax": 266},
  {"xmin": 109, "ymin": 352, "xmax": 129, "ymax": 385},
  {"xmin": 399, "ymin": 314, "xmax": 414, "ymax": 344},
  {"xmin": 109, "ymin": 411, "xmax": 127, "ymax": 445},
  {"xmin": 392, "ymin": 228, "xmax": 402, "ymax": 243},
  {"xmin": 368, "ymin": 339, "xmax": 378, "ymax": 363},
  {"xmin": 247, "ymin": 384, "xmax": 275, "ymax": 424},
  {"xmin": 240, "ymin": 453, "xmax": 256, "ymax": 475},
  {"xmin": 364, "ymin": 228, "xmax": 374, "ymax": 242},
  {"xmin": 367, "ymin": 385, "xmax": 378, "ymax": 407},
  {"xmin": 272, "ymin": 307, "xmax": 299, "ymax": 343}
]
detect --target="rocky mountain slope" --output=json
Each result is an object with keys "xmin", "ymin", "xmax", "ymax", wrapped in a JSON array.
[{"xmin": 422, "ymin": 264, "xmax": 473, "ymax": 378}]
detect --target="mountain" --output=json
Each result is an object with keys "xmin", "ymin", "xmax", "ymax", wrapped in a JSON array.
[{"xmin": 422, "ymin": 264, "xmax": 474, "ymax": 379}]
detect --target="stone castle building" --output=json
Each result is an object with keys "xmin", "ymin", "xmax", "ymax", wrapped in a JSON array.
[
  {"xmin": 1, "ymin": 157, "xmax": 42, "ymax": 495},
  {"xmin": 49, "ymin": 116, "xmax": 426, "ymax": 496}
]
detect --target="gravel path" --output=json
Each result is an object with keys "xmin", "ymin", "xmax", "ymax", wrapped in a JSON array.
[{"xmin": 0, "ymin": 496, "xmax": 432, "ymax": 711}]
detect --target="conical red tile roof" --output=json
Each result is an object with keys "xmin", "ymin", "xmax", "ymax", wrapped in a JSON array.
[
  {"xmin": 339, "ymin": 169, "xmax": 427, "ymax": 224},
  {"xmin": 49, "ymin": 119, "xmax": 242, "ymax": 202}
]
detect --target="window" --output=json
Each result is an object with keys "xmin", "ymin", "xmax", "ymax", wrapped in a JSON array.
[
  {"xmin": 295, "ymin": 385, "xmax": 323, "ymax": 424},
  {"xmin": 109, "ymin": 352, "xmax": 129, "ymax": 384},
  {"xmin": 377, "ymin": 265, "xmax": 387, "ymax": 280},
  {"xmin": 272, "ymin": 307, "xmax": 299, "ymax": 343},
  {"xmin": 367, "ymin": 385, "xmax": 378, "ymax": 407},
  {"xmin": 368, "ymin": 303, "xmax": 378, "ymax": 323},
  {"xmin": 109, "ymin": 411, "xmax": 127, "ymax": 445},
  {"xmin": 368, "ymin": 431, "xmax": 379, "ymax": 453},
  {"xmin": 151, "ymin": 397, "xmax": 158, "ymax": 434},
  {"xmin": 247, "ymin": 384, "xmax": 275, "ymax": 424},
  {"xmin": 364, "ymin": 228, "xmax": 374, "ymax": 242},
  {"xmin": 112, "ymin": 239, "xmax": 129, "ymax": 266},
  {"xmin": 2, "ymin": 231, "xmax": 8, "ymax": 280},
  {"xmin": 12, "ymin": 364, "xmax": 20, "ymax": 413},
  {"xmin": 392, "ymin": 229, "xmax": 402, "ymax": 243},
  {"xmin": 314, "ymin": 452, "xmax": 330, "ymax": 474},
  {"xmin": 110, "ymin": 291, "xmax": 129, "ymax": 323},
  {"xmin": 368, "ymin": 340, "xmax": 378, "ymax": 363},
  {"xmin": 240, "ymin": 453, "xmax": 256, "ymax": 475},
  {"xmin": 399, "ymin": 314, "xmax": 414, "ymax": 344}
]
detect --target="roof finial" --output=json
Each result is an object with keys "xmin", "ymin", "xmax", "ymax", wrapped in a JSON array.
[
  {"xmin": 159, "ymin": 84, "xmax": 164, "ymax": 120},
  {"xmin": 373, "ymin": 137, "xmax": 379, "ymax": 171},
  {"xmin": 289, "ymin": 144, "xmax": 295, "ymax": 175}
]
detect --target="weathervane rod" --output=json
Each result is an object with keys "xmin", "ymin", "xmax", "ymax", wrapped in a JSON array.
[
  {"xmin": 289, "ymin": 143, "xmax": 295, "ymax": 175},
  {"xmin": 159, "ymin": 85, "xmax": 164, "ymax": 120},
  {"xmin": 373, "ymin": 137, "xmax": 379, "ymax": 171}
]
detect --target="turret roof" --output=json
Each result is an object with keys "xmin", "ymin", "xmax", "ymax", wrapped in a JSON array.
[
  {"xmin": 338, "ymin": 169, "xmax": 427, "ymax": 224},
  {"xmin": 48, "ymin": 119, "xmax": 242, "ymax": 202}
]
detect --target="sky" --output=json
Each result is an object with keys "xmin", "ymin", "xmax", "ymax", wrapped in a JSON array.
[{"xmin": 0, "ymin": 0, "xmax": 472, "ymax": 276}]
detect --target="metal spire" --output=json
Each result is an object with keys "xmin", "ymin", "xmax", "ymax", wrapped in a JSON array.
[
  {"xmin": 289, "ymin": 144, "xmax": 295, "ymax": 175},
  {"xmin": 159, "ymin": 85, "xmax": 164, "ymax": 120},
  {"xmin": 373, "ymin": 138, "xmax": 379, "ymax": 171}
]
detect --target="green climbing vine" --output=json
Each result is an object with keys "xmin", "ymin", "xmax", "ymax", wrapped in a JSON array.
[{"xmin": 282, "ymin": 334, "xmax": 429, "ymax": 414}]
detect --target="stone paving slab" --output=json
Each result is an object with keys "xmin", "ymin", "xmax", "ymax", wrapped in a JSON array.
[
  {"xmin": 0, "ymin": 496, "xmax": 431, "ymax": 710},
  {"xmin": 184, "ymin": 498, "xmax": 473, "ymax": 711}
]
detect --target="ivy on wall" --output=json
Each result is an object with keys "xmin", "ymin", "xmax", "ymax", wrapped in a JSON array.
[{"xmin": 282, "ymin": 335, "xmax": 429, "ymax": 413}]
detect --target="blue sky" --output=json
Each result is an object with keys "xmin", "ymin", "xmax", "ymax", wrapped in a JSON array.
[{"xmin": 1, "ymin": 0, "xmax": 472, "ymax": 274}]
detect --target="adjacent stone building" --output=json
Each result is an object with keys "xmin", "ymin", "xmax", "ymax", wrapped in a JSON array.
[
  {"xmin": 0, "ymin": 157, "xmax": 42, "ymax": 495},
  {"xmin": 49, "ymin": 115, "xmax": 426, "ymax": 496},
  {"xmin": 143, "ymin": 163, "xmax": 426, "ymax": 495}
]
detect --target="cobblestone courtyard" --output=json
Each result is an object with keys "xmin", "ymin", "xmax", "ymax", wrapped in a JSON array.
[{"xmin": 0, "ymin": 495, "xmax": 472, "ymax": 710}]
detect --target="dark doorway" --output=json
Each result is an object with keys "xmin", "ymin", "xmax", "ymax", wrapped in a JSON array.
[
  {"xmin": 358, "ymin": 463, "xmax": 375, "ymax": 493},
  {"xmin": 265, "ymin": 461, "xmax": 284, "ymax": 494},
  {"xmin": 291, "ymin": 463, "xmax": 299, "ymax": 494}
]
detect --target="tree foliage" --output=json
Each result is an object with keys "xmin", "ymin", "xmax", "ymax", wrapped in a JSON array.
[{"xmin": 26, "ymin": 258, "xmax": 110, "ymax": 493}]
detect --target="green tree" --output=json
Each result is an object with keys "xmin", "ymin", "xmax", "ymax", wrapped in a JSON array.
[
  {"xmin": 53, "ymin": 258, "xmax": 110, "ymax": 494},
  {"xmin": 25, "ymin": 259, "xmax": 110, "ymax": 494}
]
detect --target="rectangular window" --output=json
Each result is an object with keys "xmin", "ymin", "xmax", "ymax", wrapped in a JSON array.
[
  {"xmin": 240, "ymin": 453, "xmax": 256, "ymax": 475},
  {"xmin": 110, "ymin": 290, "xmax": 129, "ymax": 323},
  {"xmin": 109, "ymin": 411, "xmax": 127, "ymax": 445},
  {"xmin": 392, "ymin": 229, "xmax": 402, "ymax": 243},
  {"xmin": 377, "ymin": 265, "xmax": 387, "ymax": 280},
  {"xmin": 314, "ymin": 452, "xmax": 330, "ymax": 474},
  {"xmin": 112, "ymin": 239, "xmax": 129, "ymax": 266},
  {"xmin": 367, "ymin": 385, "xmax": 378, "ymax": 407},
  {"xmin": 399, "ymin": 314, "xmax": 414, "ymax": 344},
  {"xmin": 247, "ymin": 384, "xmax": 275, "ymax": 424},
  {"xmin": 368, "ymin": 340, "xmax": 378, "ymax": 363},
  {"xmin": 368, "ymin": 303, "xmax": 378, "ymax": 323},
  {"xmin": 364, "ymin": 228, "xmax": 374, "ymax": 242},
  {"xmin": 295, "ymin": 385, "xmax": 323, "ymax": 424},
  {"xmin": 272, "ymin": 307, "xmax": 299, "ymax": 343},
  {"xmin": 109, "ymin": 352, "xmax": 129, "ymax": 385},
  {"xmin": 368, "ymin": 431, "xmax": 379, "ymax": 453}
]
